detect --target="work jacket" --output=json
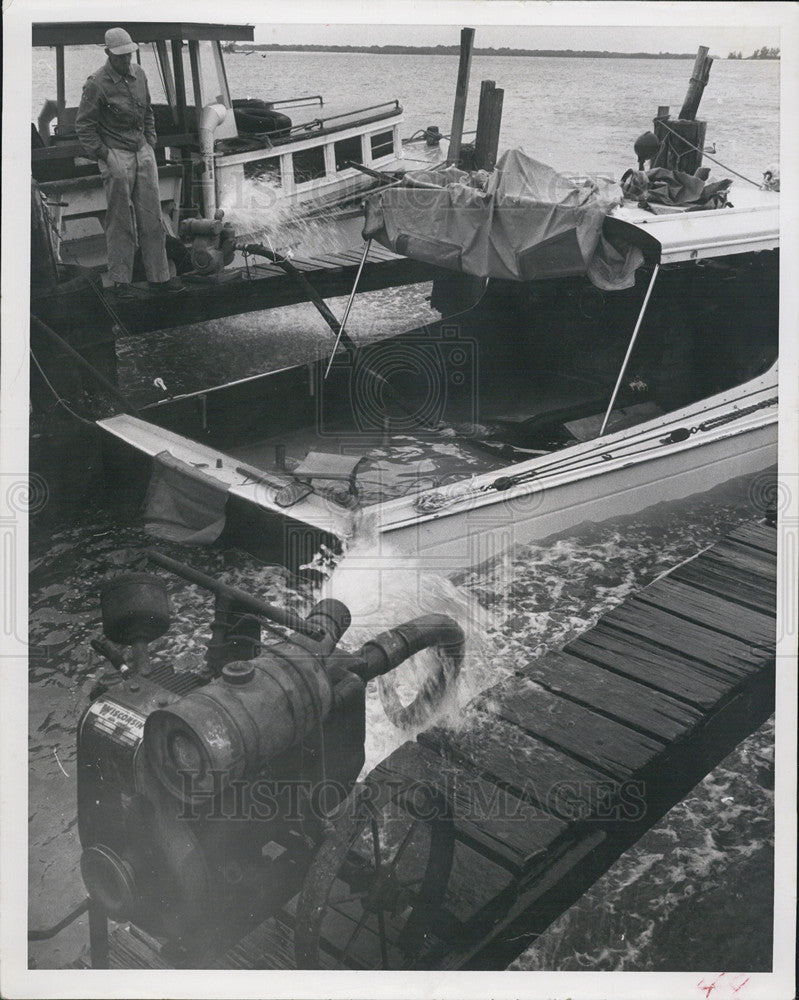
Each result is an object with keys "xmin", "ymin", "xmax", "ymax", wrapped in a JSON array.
[{"xmin": 75, "ymin": 60, "xmax": 157, "ymax": 160}]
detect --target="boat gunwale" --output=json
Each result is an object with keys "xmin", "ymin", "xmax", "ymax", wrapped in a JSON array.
[{"xmin": 368, "ymin": 367, "xmax": 779, "ymax": 529}]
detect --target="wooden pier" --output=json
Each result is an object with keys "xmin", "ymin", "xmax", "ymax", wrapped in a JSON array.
[
  {"xmin": 100, "ymin": 519, "xmax": 777, "ymax": 970},
  {"xmin": 31, "ymin": 244, "xmax": 436, "ymax": 346}
]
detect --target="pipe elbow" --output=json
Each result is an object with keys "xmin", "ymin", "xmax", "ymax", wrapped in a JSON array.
[
  {"xmin": 355, "ymin": 614, "xmax": 465, "ymax": 682},
  {"xmin": 198, "ymin": 103, "xmax": 228, "ymax": 154}
]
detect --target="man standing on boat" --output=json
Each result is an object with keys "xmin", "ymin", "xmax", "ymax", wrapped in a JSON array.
[{"xmin": 75, "ymin": 27, "xmax": 182, "ymax": 298}]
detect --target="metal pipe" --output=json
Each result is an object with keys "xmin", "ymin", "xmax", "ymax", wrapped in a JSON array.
[
  {"xmin": 324, "ymin": 239, "xmax": 371, "ymax": 378},
  {"xmin": 30, "ymin": 314, "xmax": 140, "ymax": 416},
  {"xmin": 144, "ymin": 548, "xmax": 318, "ymax": 636},
  {"xmin": 598, "ymin": 264, "xmax": 660, "ymax": 437},
  {"xmin": 28, "ymin": 898, "xmax": 89, "ymax": 940},
  {"xmin": 198, "ymin": 103, "xmax": 227, "ymax": 219}
]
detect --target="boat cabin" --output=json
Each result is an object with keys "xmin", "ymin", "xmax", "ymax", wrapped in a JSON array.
[{"xmin": 32, "ymin": 22, "xmax": 408, "ymax": 258}]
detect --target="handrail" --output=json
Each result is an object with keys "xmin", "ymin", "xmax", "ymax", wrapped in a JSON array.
[
  {"xmin": 268, "ymin": 95, "xmax": 323, "ymax": 109},
  {"xmin": 278, "ymin": 100, "xmax": 400, "ymax": 137}
]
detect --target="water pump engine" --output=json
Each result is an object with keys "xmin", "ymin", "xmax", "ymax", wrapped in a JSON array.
[
  {"xmin": 180, "ymin": 211, "xmax": 236, "ymax": 276},
  {"xmin": 76, "ymin": 553, "xmax": 463, "ymax": 966}
]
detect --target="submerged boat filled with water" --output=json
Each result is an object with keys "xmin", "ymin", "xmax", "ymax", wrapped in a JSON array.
[{"xmin": 33, "ymin": 39, "xmax": 780, "ymax": 574}]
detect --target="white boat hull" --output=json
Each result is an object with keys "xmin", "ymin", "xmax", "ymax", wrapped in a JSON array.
[
  {"xmin": 371, "ymin": 370, "xmax": 778, "ymax": 572},
  {"xmin": 99, "ymin": 369, "xmax": 777, "ymax": 577},
  {"xmin": 377, "ymin": 417, "xmax": 776, "ymax": 573}
]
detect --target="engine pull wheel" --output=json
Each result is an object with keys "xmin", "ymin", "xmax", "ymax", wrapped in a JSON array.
[{"xmin": 294, "ymin": 782, "xmax": 455, "ymax": 969}]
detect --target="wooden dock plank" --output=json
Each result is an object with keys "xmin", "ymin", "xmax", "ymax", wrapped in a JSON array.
[
  {"xmin": 369, "ymin": 740, "xmax": 567, "ymax": 873},
  {"xmin": 632, "ymin": 579, "xmax": 776, "ymax": 649},
  {"xmin": 419, "ymin": 711, "xmax": 609, "ymax": 819},
  {"xmin": 513, "ymin": 649, "xmax": 703, "ymax": 742},
  {"xmin": 480, "ymin": 677, "xmax": 666, "ymax": 779},
  {"xmin": 605, "ymin": 602, "xmax": 772, "ymax": 677},
  {"xmin": 568, "ymin": 624, "xmax": 739, "ymax": 707},
  {"xmin": 726, "ymin": 520, "xmax": 778, "ymax": 554},
  {"xmin": 701, "ymin": 547, "xmax": 778, "ymax": 591},
  {"xmin": 705, "ymin": 539, "xmax": 777, "ymax": 578},
  {"xmin": 671, "ymin": 559, "xmax": 776, "ymax": 615}
]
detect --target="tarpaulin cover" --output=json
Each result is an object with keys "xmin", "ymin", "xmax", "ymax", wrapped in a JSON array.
[
  {"xmin": 143, "ymin": 451, "xmax": 228, "ymax": 544},
  {"xmin": 363, "ymin": 148, "xmax": 643, "ymax": 290},
  {"xmin": 620, "ymin": 167, "xmax": 733, "ymax": 210}
]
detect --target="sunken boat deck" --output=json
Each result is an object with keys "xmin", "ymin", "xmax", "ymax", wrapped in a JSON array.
[{"xmin": 97, "ymin": 518, "xmax": 777, "ymax": 970}]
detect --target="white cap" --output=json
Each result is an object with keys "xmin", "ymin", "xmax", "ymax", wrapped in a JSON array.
[{"xmin": 105, "ymin": 27, "xmax": 138, "ymax": 55}]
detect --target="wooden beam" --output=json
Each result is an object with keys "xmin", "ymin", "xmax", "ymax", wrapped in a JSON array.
[
  {"xmin": 155, "ymin": 40, "xmax": 178, "ymax": 119},
  {"xmin": 55, "ymin": 46, "xmax": 66, "ymax": 124},
  {"xmin": 484, "ymin": 86, "xmax": 504, "ymax": 171},
  {"xmin": 473, "ymin": 80, "xmax": 495, "ymax": 170},
  {"xmin": 679, "ymin": 45, "xmax": 713, "ymax": 121},
  {"xmin": 447, "ymin": 27, "xmax": 475, "ymax": 165},
  {"xmin": 188, "ymin": 40, "xmax": 204, "ymax": 110},
  {"xmin": 170, "ymin": 39, "xmax": 188, "ymax": 133}
]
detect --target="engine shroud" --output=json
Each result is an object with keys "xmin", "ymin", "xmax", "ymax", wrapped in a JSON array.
[{"xmin": 77, "ymin": 660, "xmax": 365, "ymax": 957}]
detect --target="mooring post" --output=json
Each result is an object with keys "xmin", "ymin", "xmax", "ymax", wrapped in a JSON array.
[
  {"xmin": 679, "ymin": 45, "xmax": 713, "ymax": 121},
  {"xmin": 652, "ymin": 47, "xmax": 712, "ymax": 174},
  {"xmin": 485, "ymin": 86, "xmax": 504, "ymax": 171},
  {"xmin": 447, "ymin": 27, "xmax": 475, "ymax": 165},
  {"xmin": 474, "ymin": 80, "xmax": 495, "ymax": 169}
]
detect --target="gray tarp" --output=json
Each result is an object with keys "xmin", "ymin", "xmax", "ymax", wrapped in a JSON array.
[{"xmin": 363, "ymin": 149, "xmax": 643, "ymax": 290}]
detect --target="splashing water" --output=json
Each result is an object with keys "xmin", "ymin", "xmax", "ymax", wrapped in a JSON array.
[
  {"xmin": 316, "ymin": 519, "xmax": 499, "ymax": 772},
  {"xmin": 219, "ymin": 174, "xmax": 368, "ymax": 255}
]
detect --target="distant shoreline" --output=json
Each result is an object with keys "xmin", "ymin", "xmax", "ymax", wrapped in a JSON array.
[{"xmin": 229, "ymin": 44, "xmax": 704, "ymax": 59}]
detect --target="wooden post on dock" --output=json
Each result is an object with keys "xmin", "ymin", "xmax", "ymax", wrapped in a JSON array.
[
  {"xmin": 652, "ymin": 46, "xmax": 712, "ymax": 174},
  {"xmin": 447, "ymin": 27, "xmax": 475, "ymax": 165},
  {"xmin": 474, "ymin": 80, "xmax": 505, "ymax": 171},
  {"xmin": 679, "ymin": 46, "xmax": 713, "ymax": 120}
]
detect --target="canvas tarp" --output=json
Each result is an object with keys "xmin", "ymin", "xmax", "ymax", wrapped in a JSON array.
[
  {"xmin": 363, "ymin": 148, "xmax": 643, "ymax": 290},
  {"xmin": 143, "ymin": 451, "xmax": 228, "ymax": 544}
]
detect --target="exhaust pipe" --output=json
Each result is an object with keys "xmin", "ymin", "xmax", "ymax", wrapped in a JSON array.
[{"xmin": 198, "ymin": 103, "xmax": 227, "ymax": 219}]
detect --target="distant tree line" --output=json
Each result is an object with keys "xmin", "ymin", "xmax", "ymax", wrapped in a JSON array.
[
  {"xmin": 727, "ymin": 47, "xmax": 780, "ymax": 59},
  {"xmin": 222, "ymin": 42, "xmax": 699, "ymax": 58}
]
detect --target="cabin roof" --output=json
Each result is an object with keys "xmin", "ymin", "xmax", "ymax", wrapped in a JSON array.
[
  {"xmin": 32, "ymin": 22, "xmax": 254, "ymax": 47},
  {"xmin": 604, "ymin": 190, "xmax": 779, "ymax": 265}
]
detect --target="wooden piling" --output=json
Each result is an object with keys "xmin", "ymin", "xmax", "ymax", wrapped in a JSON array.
[
  {"xmin": 447, "ymin": 27, "xmax": 475, "ymax": 165},
  {"xmin": 652, "ymin": 47, "xmax": 713, "ymax": 175},
  {"xmin": 679, "ymin": 45, "xmax": 713, "ymax": 120},
  {"xmin": 474, "ymin": 80, "xmax": 505, "ymax": 171}
]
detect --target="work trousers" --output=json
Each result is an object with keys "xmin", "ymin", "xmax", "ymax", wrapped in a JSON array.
[{"xmin": 99, "ymin": 145, "xmax": 169, "ymax": 284}]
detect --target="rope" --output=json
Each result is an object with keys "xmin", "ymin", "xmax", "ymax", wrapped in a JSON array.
[
  {"xmin": 413, "ymin": 388, "xmax": 778, "ymax": 514},
  {"xmin": 87, "ymin": 275, "xmax": 133, "ymax": 338},
  {"xmin": 698, "ymin": 395, "xmax": 777, "ymax": 431},
  {"xmin": 30, "ymin": 348, "xmax": 96, "ymax": 426},
  {"xmin": 657, "ymin": 120, "xmax": 765, "ymax": 189}
]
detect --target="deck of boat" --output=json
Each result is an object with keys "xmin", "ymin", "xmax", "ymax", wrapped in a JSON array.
[{"xmin": 98, "ymin": 518, "xmax": 777, "ymax": 970}]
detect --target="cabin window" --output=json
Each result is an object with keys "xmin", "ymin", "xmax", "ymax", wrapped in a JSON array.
[
  {"xmin": 334, "ymin": 135, "xmax": 363, "ymax": 172},
  {"xmin": 370, "ymin": 130, "xmax": 394, "ymax": 159},
  {"xmin": 293, "ymin": 145, "xmax": 326, "ymax": 185},
  {"xmin": 244, "ymin": 156, "xmax": 282, "ymax": 186}
]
